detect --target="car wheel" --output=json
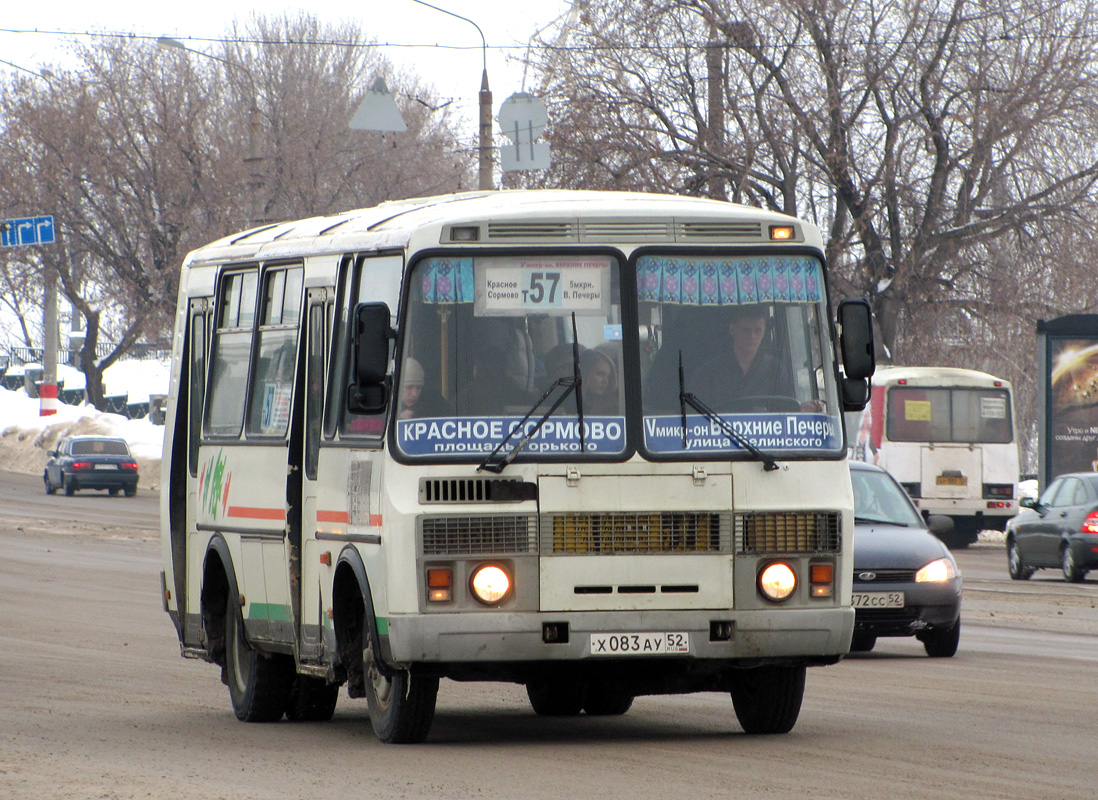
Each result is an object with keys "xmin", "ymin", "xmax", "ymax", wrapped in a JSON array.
[
  {"xmin": 527, "ymin": 679, "xmax": 586, "ymax": 716},
  {"xmin": 64, "ymin": 478, "xmax": 75, "ymax": 497},
  {"xmin": 1007, "ymin": 539, "xmax": 1033, "ymax": 580},
  {"xmin": 124, "ymin": 487, "xmax": 137, "ymax": 497},
  {"xmin": 1062, "ymin": 545, "xmax": 1085, "ymax": 583},
  {"xmin": 44, "ymin": 473, "xmax": 55, "ymax": 495},
  {"xmin": 582, "ymin": 680, "xmax": 634, "ymax": 716},
  {"xmin": 108, "ymin": 488, "xmax": 119, "ymax": 497},
  {"xmin": 919, "ymin": 619, "xmax": 960, "ymax": 658},
  {"xmin": 849, "ymin": 632, "xmax": 877, "ymax": 652},
  {"xmin": 729, "ymin": 664, "xmax": 805, "ymax": 735},
  {"xmin": 224, "ymin": 600, "xmax": 294, "ymax": 722}
]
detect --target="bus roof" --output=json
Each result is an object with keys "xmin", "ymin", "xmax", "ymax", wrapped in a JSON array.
[
  {"xmin": 180, "ymin": 190, "xmax": 825, "ymax": 268},
  {"xmin": 871, "ymin": 365, "xmax": 1011, "ymax": 388}
]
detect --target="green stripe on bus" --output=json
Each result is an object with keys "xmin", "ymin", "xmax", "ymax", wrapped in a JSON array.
[
  {"xmin": 376, "ymin": 617, "xmax": 389, "ymax": 636},
  {"xmin": 247, "ymin": 603, "xmax": 291, "ymax": 622}
]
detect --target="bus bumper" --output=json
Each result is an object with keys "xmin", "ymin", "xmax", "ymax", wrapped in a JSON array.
[{"xmin": 383, "ymin": 606, "xmax": 854, "ymax": 665}]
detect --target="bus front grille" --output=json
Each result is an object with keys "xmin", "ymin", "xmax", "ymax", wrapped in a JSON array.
[
  {"xmin": 420, "ymin": 514, "xmax": 537, "ymax": 555},
  {"xmin": 544, "ymin": 512, "xmax": 732, "ymax": 554},
  {"xmin": 735, "ymin": 512, "xmax": 841, "ymax": 554}
]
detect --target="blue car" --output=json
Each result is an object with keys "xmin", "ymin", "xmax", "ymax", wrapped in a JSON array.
[
  {"xmin": 44, "ymin": 435, "xmax": 139, "ymax": 497},
  {"xmin": 849, "ymin": 462, "xmax": 963, "ymax": 657}
]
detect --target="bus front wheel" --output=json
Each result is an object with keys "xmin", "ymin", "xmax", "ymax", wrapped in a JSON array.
[
  {"xmin": 224, "ymin": 602, "xmax": 293, "ymax": 722},
  {"xmin": 362, "ymin": 632, "xmax": 438, "ymax": 743},
  {"xmin": 728, "ymin": 664, "xmax": 805, "ymax": 735}
]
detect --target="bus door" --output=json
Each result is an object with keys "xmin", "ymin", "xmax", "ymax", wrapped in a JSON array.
[{"xmin": 296, "ymin": 290, "xmax": 328, "ymax": 660}]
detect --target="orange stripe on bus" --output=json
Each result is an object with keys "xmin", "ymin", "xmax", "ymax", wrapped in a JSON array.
[
  {"xmin": 317, "ymin": 510, "xmax": 350, "ymax": 524},
  {"xmin": 227, "ymin": 506, "xmax": 286, "ymax": 521},
  {"xmin": 370, "ymin": 515, "xmax": 383, "ymax": 527}
]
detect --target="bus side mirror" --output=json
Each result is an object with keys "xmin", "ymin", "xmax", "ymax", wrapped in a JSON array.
[
  {"xmin": 841, "ymin": 377, "xmax": 871, "ymax": 412},
  {"xmin": 838, "ymin": 298, "xmax": 875, "ymax": 380},
  {"xmin": 348, "ymin": 302, "xmax": 393, "ymax": 414}
]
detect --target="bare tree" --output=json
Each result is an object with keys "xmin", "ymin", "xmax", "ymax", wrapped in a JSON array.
[
  {"xmin": 529, "ymin": 0, "xmax": 1098, "ymax": 355},
  {"xmin": 0, "ymin": 13, "xmax": 474, "ymax": 409}
]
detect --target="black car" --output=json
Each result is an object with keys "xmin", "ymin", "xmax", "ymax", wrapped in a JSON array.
[
  {"xmin": 1006, "ymin": 472, "xmax": 1098, "ymax": 582},
  {"xmin": 850, "ymin": 461, "xmax": 963, "ymax": 657},
  {"xmin": 44, "ymin": 435, "xmax": 139, "ymax": 497}
]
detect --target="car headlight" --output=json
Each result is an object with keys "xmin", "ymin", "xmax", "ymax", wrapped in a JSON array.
[{"xmin": 915, "ymin": 557, "xmax": 957, "ymax": 583}]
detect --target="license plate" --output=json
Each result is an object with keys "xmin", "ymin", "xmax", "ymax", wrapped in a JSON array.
[
  {"xmin": 936, "ymin": 475, "xmax": 966, "ymax": 486},
  {"xmin": 589, "ymin": 632, "xmax": 690, "ymax": 656},
  {"xmin": 94, "ymin": 464, "xmax": 118, "ymax": 470},
  {"xmin": 852, "ymin": 592, "xmax": 905, "ymax": 608}
]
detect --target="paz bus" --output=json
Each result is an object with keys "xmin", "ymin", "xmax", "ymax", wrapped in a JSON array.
[
  {"xmin": 159, "ymin": 190, "xmax": 875, "ymax": 743},
  {"xmin": 848, "ymin": 366, "xmax": 1019, "ymax": 548}
]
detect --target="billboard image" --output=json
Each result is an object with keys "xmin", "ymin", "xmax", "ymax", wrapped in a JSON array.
[{"xmin": 1048, "ymin": 337, "xmax": 1098, "ymax": 478}]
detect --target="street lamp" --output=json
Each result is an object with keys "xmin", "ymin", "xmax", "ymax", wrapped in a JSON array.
[
  {"xmin": 156, "ymin": 37, "xmax": 266, "ymax": 226},
  {"xmin": 407, "ymin": 0, "xmax": 494, "ymax": 190}
]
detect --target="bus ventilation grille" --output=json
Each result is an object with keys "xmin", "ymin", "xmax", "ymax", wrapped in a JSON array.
[
  {"xmin": 544, "ymin": 512, "xmax": 732, "ymax": 555},
  {"xmin": 678, "ymin": 221, "xmax": 763, "ymax": 239},
  {"xmin": 419, "ymin": 477, "xmax": 536, "ymax": 504},
  {"xmin": 420, "ymin": 514, "xmax": 538, "ymax": 555},
  {"xmin": 735, "ymin": 512, "xmax": 840, "ymax": 554}
]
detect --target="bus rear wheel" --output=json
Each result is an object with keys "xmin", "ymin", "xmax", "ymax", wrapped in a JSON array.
[
  {"xmin": 286, "ymin": 676, "xmax": 339, "ymax": 722},
  {"xmin": 526, "ymin": 679, "xmax": 586, "ymax": 716},
  {"xmin": 363, "ymin": 634, "xmax": 437, "ymax": 743},
  {"xmin": 582, "ymin": 681, "xmax": 634, "ymax": 716},
  {"xmin": 224, "ymin": 602, "xmax": 293, "ymax": 722},
  {"xmin": 728, "ymin": 664, "xmax": 805, "ymax": 735}
]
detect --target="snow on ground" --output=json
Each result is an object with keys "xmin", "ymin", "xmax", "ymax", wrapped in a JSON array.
[{"xmin": 0, "ymin": 360, "xmax": 168, "ymax": 490}]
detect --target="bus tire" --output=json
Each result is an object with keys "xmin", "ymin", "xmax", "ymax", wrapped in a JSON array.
[
  {"xmin": 224, "ymin": 602, "xmax": 293, "ymax": 722},
  {"xmin": 526, "ymin": 679, "xmax": 586, "ymax": 716},
  {"xmin": 286, "ymin": 676, "xmax": 339, "ymax": 722},
  {"xmin": 849, "ymin": 632, "xmax": 877, "ymax": 652},
  {"xmin": 582, "ymin": 681, "xmax": 633, "ymax": 716},
  {"xmin": 362, "ymin": 642, "xmax": 438, "ymax": 743},
  {"xmin": 729, "ymin": 664, "xmax": 805, "ymax": 735}
]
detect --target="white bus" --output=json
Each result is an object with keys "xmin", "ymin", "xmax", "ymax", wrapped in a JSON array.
[
  {"xmin": 159, "ymin": 190, "xmax": 875, "ymax": 743},
  {"xmin": 848, "ymin": 366, "xmax": 1019, "ymax": 547}
]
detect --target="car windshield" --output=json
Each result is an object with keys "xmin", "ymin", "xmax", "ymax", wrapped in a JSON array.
[
  {"xmin": 71, "ymin": 439, "xmax": 130, "ymax": 456},
  {"xmin": 851, "ymin": 469, "xmax": 924, "ymax": 526}
]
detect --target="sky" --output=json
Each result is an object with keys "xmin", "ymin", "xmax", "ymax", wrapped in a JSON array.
[{"xmin": 0, "ymin": 0, "xmax": 574, "ymax": 125}]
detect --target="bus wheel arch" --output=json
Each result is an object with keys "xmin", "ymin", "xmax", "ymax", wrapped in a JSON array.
[{"xmin": 200, "ymin": 538, "xmax": 237, "ymax": 672}]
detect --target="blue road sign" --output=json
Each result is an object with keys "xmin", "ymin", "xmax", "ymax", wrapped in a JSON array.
[{"xmin": 1, "ymin": 215, "xmax": 55, "ymax": 247}]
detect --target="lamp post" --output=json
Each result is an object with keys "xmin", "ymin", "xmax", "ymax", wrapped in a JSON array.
[
  {"xmin": 157, "ymin": 37, "xmax": 266, "ymax": 226},
  {"xmin": 408, "ymin": 0, "xmax": 494, "ymax": 190}
]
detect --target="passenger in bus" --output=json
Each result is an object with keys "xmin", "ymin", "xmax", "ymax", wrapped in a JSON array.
[
  {"xmin": 399, "ymin": 358, "xmax": 425, "ymax": 419},
  {"xmin": 580, "ymin": 347, "xmax": 620, "ymax": 415},
  {"xmin": 457, "ymin": 345, "xmax": 531, "ymax": 416}
]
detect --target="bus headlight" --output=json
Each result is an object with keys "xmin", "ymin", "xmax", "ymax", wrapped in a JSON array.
[
  {"xmin": 758, "ymin": 562, "xmax": 797, "ymax": 602},
  {"xmin": 470, "ymin": 564, "xmax": 512, "ymax": 605}
]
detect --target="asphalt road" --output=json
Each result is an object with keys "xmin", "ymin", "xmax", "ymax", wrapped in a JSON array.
[{"xmin": 1, "ymin": 469, "xmax": 1096, "ymax": 799}]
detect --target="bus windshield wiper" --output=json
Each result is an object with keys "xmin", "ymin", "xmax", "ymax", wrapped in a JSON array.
[
  {"xmin": 677, "ymin": 350, "xmax": 780, "ymax": 472},
  {"xmin": 478, "ymin": 316, "xmax": 585, "ymax": 474}
]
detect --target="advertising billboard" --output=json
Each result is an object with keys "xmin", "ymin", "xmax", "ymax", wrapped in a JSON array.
[{"xmin": 1037, "ymin": 315, "xmax": 1098, "ymax": 489}]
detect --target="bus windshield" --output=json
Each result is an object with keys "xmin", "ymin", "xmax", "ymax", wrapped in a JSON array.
[
  {"xmin": 396, "ymin": 254, "xmax": 626, "ymax": 459},
  {"xmin": 886, "ymin": 386, "xmax": 1013, "ymax": 444},
  {"xmin": 638, "ymin": 254, "xmax": 841, "ymax": 457}
]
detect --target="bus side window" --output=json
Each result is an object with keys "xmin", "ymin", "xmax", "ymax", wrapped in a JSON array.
[
  {"xmin": 205, "ymin": 270, "xmax": 258, "ymax": 437},
  {"xmin": 188, "ymin": 309, "xmax": 206, "ymax": 475},
  {"xmin": 247, "ymin": 266, "xmax": 303, "ymax": 437},
  {"xmin": 305, "ymin": 303, "xmax": 325, "ymax": 480}
]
